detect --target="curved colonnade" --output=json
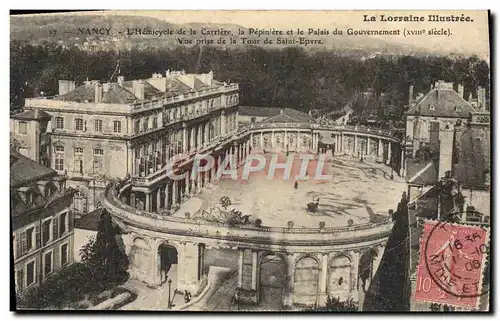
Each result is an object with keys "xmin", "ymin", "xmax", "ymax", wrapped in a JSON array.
[{"xmin": 103, "ymin": 122, "xmax": 404, "ymax": 308}]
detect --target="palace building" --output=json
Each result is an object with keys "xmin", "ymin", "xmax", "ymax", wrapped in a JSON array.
[{"xmin": 11, "ymin": 70, "xmax": 239, "ymax": 216}]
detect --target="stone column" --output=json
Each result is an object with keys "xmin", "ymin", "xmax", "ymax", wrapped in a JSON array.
[
  {"xmin": 378, "ymin": 139, "xmax": 383, "ymax": 158},
  {"xmin": 400, "ymin": 148, "xmax": 405, "ymax": 177},
  {"xmin": 238, "ymin": 248, "xmax": 244, "ymax": 287},
  {"xmin": 260, "ymin": 132, "xmax": 264, "ymax": 148},
  {"xmin": 296, "ymin": 132, "xmax": 300, "ymax": 150},
  {"xmin": 350, "ymin": 250, "xmax": 360, "ymax": 303},
  {"xmin": 251, "ymin": 251, "xmax": 258, "ymax": 290},
  {"xmin": 284, "ymin": 129, "xmax": 288, "ymax": 149},
  {"xmin": 250, "ymin": 133, "xmax": 254, "ymax": 148},
  {"xmin": 178, "ymin": 242, "xmax": 201, "ymax": 294},
  {"xmin": 271, "ymin": 131, "xmax": 275, "ymax": 149},
  {"xmin": 354, "ymin": 135, "xmax": 358, "ymax": 157},
  {"xmin": 221, "ymin": 111, "xmax": 226, "ymax": 135},
  {"xmin": 164, "ymin": 184, "xmax": 170, "ymax": 209},
  {"xmin": 341, "ymin": 133, "xmax": 345, "ymax": 153},
  {"xmin": 319, "ymin": 253, "xmax": 329, "ymax": 305},
  {"xmin": 130, "ymin": 192, "xmax": 136, "ymax": 208},
  {"xmin": 156, "ymin": 188, "xmax": 161, "ymax": 211},
  {"xmin": 387, "ymin": 142, "xmax": 392, "ymax": 165},
  {"xmin": 185, "ymin": 171, "xmax": 190, "ymax": 195},
  {"xmin": 172, "ymin": 180, "xmax": 178, "ymax": 205},
  {"xmin": 283, "ymin": 253, "xmax": 295, "ymax": 306},
  {"xmin": 190, "ymin": 127, "xmax": 195, "ymax": 151},
  {"xmin": 143, "ymin": 191, "xmax": 150, "ymax": 212},
  {"xmin": 367, "ymin": 137, "xmax": 371, "ymax": 156},
  {"xmin": 183, "ymin": 126, "xmax": 188, "ymax": 153}
]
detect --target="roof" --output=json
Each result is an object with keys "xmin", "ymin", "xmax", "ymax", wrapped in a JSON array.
[
  {"xmin": 239, "ymin": 106, "xmax": 313, "ymax": 122},
  {"xmin": 10, "ymin": 152, "xmax": 56, "ymax": 187},
  {"xmin": 75, "ymin": 208, "xmax": 104, "ymax": 231},
  {"xmin": 55, "ymin": 83, "xmax": 139, "ymax": 104},
  {"xmin": 122, "ymin": 81, "xmax": 163, "ymax": 100},
  {"xmin": 263, "ymin": 109, "xmax": 313, "ymax": 123},
  {"xmin": 10, "ymin": 109, "xmax": 52, "ymax": 120},
  {"xmin": 453, "ymin": 125, "xmax": 490, "ymax": 188},
  {"xmin": 405, "ymin": 159, "xmax": 438, "ymax": 185},
  {"xmin": 406, "ymin": 86, "xmax": 476, "ymax": 118}
]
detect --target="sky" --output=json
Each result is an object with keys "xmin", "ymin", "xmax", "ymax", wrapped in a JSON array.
[{"xmin": 16, "ymin": 10, "xmax": 491, "ymax": 60}]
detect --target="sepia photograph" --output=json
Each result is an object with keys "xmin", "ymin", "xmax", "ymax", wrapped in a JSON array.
[{"xmin": 9, "ymin": 9, "xmax": 491, "ymax": 312}]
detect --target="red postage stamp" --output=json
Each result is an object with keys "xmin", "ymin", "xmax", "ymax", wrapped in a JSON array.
[{"xmin": 413, "ymin": 220, "xmax": 490, "ymax": 308}]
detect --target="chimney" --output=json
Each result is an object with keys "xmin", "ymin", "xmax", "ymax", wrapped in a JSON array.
[
  {"xmin": 103, "ymin": 83, "xmax": 111, "ymax": 93},
  {"xmin": 476, "ymin": 86, "xmax": 483, "ymax": 109},
  {"xmin": 480, "ymin": 87, "xmax": 487, "ymax": 110},
  {"xmin": 132, "ymin": 80, "xmax": 145, "ymax": 100},
  {"xmin": 280, "ymin": 109, "xmax": 284, "ymax": 115},
  {"xmin": 117, "ymin": 76, "xmax": 125, "ymax": 87},
  {"xmin": 207, "ymin": 70, "xmax": 213, "ymax": 86},
  {"xmin": 412, "ymin": 117, "xmax": 422, "ymax": 158},
  {"xmin": 408, "ymin": 85, "xmax": 414, "ymax": 107},
  {"xmin": 58, "ymin": 80, "xmax": 76, "ymax": 96},
  {"xmin": 438, "ymin": 126, "xmax": 454, "ymax": 179},
  {"xmin": 94, "ymin": 82, "xmax": 103, "ymax": 103},
  {"xmin": 457, "ymin": 84, "xmax": 464, "ymax": 99},
  {"xmin": 429, "ymin": 121, "xmax": 440, "ymax": 158}
]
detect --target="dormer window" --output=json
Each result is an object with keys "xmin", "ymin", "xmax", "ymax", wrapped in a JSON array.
[
  {"xmin": 429, "ymin": 104, "xmax": 436, "ymax": 111},
  {"xmin": 454, "ymin": 106, "xmax": 461, "ymax": 112}
]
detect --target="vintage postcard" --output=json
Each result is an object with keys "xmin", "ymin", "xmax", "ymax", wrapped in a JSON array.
[{"xmin": 10, "ymin": 10, "xmax": 491, "ymax": 312}]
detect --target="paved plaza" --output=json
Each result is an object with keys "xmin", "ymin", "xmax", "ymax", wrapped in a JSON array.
[{"xmin": 200, "ymin": 153, "xmax": 407, "ymax": 228}]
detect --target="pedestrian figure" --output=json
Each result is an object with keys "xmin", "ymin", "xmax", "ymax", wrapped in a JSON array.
[
  {"xmin": 294, "ymin": 181, "xmax": 298, "ymax": 189},
  {"xmin": 184, "ymin": 290, "xmax": 192, "ymax": 303}
]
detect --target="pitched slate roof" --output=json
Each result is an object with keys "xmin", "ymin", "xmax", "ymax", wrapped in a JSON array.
[
  {"xmin": 55, "ymin": 83, "xmax": 138, "ymax": 104},
  {"xmin": 10, "ymin": 152, "xmax": 56, "ymax": 188},
  {"xmin": 405, "ymin": 159, "xmax": 438, "ymax": 185},
  {"xmin": 122, "ymin": 81, "xmax": 163, "ymax": 100},
  {"xmin": 406, "ymin": 86, "xmax": 476, "ymax": 118},
  {"xmin": 453, "ymin": 125, "xmax": 490, "ymax": 188},
  {"xmin": 75, "ymin": 208, "xmax": 105, "ymax": 231},
  {"xmin": 239, "ymin": 106, "xmax": 313, "ymax": 123},
  {"xmin": 10, "ymin": 109, "xmax": 52, "ymax": 120}
]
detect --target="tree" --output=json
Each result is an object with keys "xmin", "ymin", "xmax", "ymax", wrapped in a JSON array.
[
  {"xmin": 309, "ymin": 296, "xmax": 359, "ymax": 312},
  {"xmin": 80, "ymin": 211, "xmax": 129, "ymax": 288}
]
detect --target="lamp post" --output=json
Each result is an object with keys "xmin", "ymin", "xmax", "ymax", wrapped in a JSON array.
[{"xmin": 167, "ymin": 279, "xmax": 172, "ymax": 309}]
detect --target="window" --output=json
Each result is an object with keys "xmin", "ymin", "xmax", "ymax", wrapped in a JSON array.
[
  {"xmin": 75, "ymin": 147, "xmax": 84, "ymax": 154},
  {"xmin": 42, "ymin": 220, "xmax": 51, "ymax": 245},
  {"xmin": 55, "ymin": 117, "xmax": 64, "ymax": 129},
  {"xmin": 113, "ymin": 121, "xmax": 121, "ymax": 133},
  {"xmin": 143, "ymin": 118, "xmax": 149, "ymax": 132},
  {"xmin": 55, "ymin": 157, "xmax": 64, "ymax": 171},
  {"xmin": 59, "ymin": 212, "xmax": 67, "ymax": 235},
  {"xmin": 152, "ymin": 117, "xmax": 158, "ymax": 129},
  {"xmin": 44, "ymin": 251, "xmax": 53, "ymax": 277},
  {"xmin": 26, "ymin": 227, "xmax": 34, "ymax": 251},
  {"xmin": 55, "ymin": 146, "xmax": 64, "ymax": 153},
  {"xmin": 134, "ymin": 120, "xmax": 140, "ymax": 134},
  {"xmin": 61, "ymin": 243, "xmax": 68, "ymax": 266},
  {"xmin": 26, "ymin": 260, "xmax": 35, "ymax": 286},
  {"xmin": 94, "ymin": 119, "xmax": 103, "ymax": 132},
  {"xmin": 429, "ymin": 104, "xmax": 436, "ymax": 111},
  {"xmin": 52, "ymin": 217, "xmax": 59, "ymax": 240},
  {"xmin": 16, "ymin": 269, "xmax": 24, "ymax": 291},
  {"xmin": 75, "ymin": 118, "xmax": 84, "ymax": 131},
  {"xmin": 454, "ymin": 106, "xmax": 462, "ymax": 112},
  {"xmin": 19, "ymin": 121, "xmax": 27, "ymax": 134},
  {"xmin": 93, "ymin": 148, "xmax": 104, "ymax": 155}
]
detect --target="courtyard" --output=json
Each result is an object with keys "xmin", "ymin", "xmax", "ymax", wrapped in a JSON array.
[{"xmin": 198, "ymin": 152, "xmax": 407, "ymax": 228}]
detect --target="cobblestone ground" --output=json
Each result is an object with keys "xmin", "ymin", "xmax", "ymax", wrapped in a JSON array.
[{"xmin": 201, "ymin": 153, "xmax": 407, "ymax": 228}]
